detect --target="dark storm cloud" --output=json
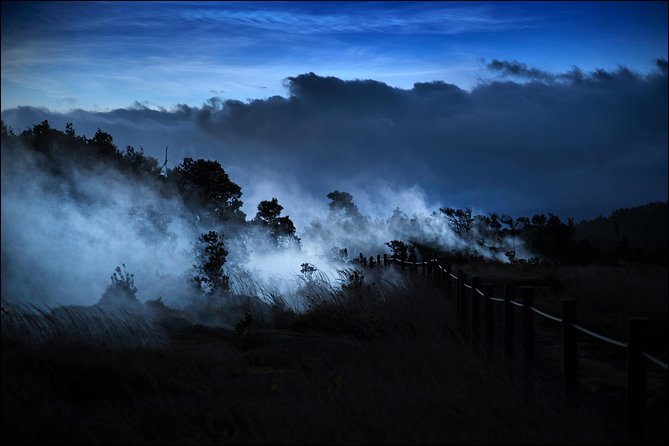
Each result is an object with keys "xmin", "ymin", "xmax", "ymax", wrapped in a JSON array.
[
  {"xmin": 2, "ymin": 60, "xmax": 667, "ymax": 220},
  {"xmin": 486, "ymin": 59, "xmax": 554, "ymax": 81}
]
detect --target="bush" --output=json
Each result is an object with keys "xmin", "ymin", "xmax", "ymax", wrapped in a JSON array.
[{"xmin": 97, "ymin": 264, "xmax": 143, "ymax": 311}]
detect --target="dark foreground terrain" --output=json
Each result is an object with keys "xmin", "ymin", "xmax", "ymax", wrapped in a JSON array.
[{"xmin": 2, "ymin": 268, "xmax": 667, "ymax": 444}]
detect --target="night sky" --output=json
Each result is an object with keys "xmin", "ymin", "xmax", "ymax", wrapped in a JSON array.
[{"xmin": 2, "ymin": 1, "xmax": 667, "ymax": 225}]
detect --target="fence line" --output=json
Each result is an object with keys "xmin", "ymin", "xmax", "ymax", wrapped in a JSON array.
[
  {"xmin": 642, "ymin": 352, "xmax": 669, "ymax": 371},
  {"xmin": 383, "ymin": 254, "xmax": 666, "ymax": 369},
  {"xmin": 385, "ymin": 255, "xmax": 666, "ymax": 367},
  {"xmin": 572, "ymin": 323, "xmax": 628, "ymax": 349},
  {"xmin": 529, "ymin": 305, "xmax": 562, "ymax": 323},
  {"xmin": 360, "ymin": 253, "xmax": 668, "ymax": 442}
]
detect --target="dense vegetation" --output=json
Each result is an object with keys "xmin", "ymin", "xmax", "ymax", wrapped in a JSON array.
[{"xmin": 2, "ymin": 119, "xmax": 666, "ymax": 281}]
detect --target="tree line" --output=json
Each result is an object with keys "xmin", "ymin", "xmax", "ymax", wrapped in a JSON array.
[
  {"xmin": 386, "ymin": 202, "xmax": 666, "ymax": 266},
  {"xmin": 2, "ymin": 120, "xmax": 666, "ymax": 299}
]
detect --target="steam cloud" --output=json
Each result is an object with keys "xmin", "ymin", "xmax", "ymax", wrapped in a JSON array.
[
  {"xmin": 1, "ymin": 60, "xmax": 667, "ymax": 307},
  {"xmin": 1, "ymin": 144, "xmax": 197, "ymax": 307},
  {"xmin": 1, "ymin": 136, "xmax": 513, "ymax": 308}
]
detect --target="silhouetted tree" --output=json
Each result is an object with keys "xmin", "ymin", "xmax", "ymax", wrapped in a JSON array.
[
  {"xmin": 168, "ymin": 157, "xmax": 245, "ymax": 226},
  {"xmin": 327, "ymin": 190, "xmax": 361, "ymax": 219},
  {"xmin": 440, "ymin": 207, "xmax": 473, "ymax": 238},
  {"xmin": 90, "ymin": 128, "xmax": 118, "ymax": 159},
  {"xmin": 0, "ymin": 120, "xmax": 12, "ymax": 137},
  {"xmin": 472, "ymin": 213, "xmax": 504, "ymax": 249},
  {"xmin": 385, "ymin": 240, "xmax": 409, "ymax": 261},
  {"xmin": 119, "ymin": 145, "xmax": 162, "ymax": 177},
  {"xmin": 255, "ymin": 198, "xmax": 283, "ymax": 225},
  {"xmin": 193, "ymin": 231, "xmax": 229, "ymax": 294},
  {"xmin": 516, "ymin": 213, "xmax": 583, "ymax": 264},
  {"xmin": 253, "ymin": 198, "xmax": 301, "ymax": 248},
  {"xmin": 22, "ymin": 120, "xmax": 56, "ymax": 152},
  {"xmin": 573, "ymin": 202, "xmax": 667, "ymax": 264}
]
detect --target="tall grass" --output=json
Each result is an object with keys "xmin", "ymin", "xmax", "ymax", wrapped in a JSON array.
[
  {"xmin": 2, "ymin": 263, "xmax": 666, "ymax": 444},
  {"xmin": 1, "ymin": 302, "xmax": 168, "ymax": 349},
  {"xmin": 3, "ymin": 270, "xmax": 614, "ymax": 445}
]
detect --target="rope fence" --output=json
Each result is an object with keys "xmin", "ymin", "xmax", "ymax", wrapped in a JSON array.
[
  {"xmin": 572, "ymin": 323, "xmax": 628, "ymax": 349},
  {"xmin": 530, "ymin": 305, "xmax": 562, "ymax": 323},
  {"xmin": 643, "ymin": 352, "xmax": 669, "ymax": 371},
  {"xmin": 384, "ymin": 254, "xmax": 666, "ymax": 367},
  {"xmin": 365, "ymin": 252, "xmax": 668, "ymax": 442}
]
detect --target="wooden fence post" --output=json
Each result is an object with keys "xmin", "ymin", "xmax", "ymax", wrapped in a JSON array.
[
  {"xmin": 625, "ymin": 317, "xmax": 648, "ymax": 443},
  {"xmin": 377, "ymin": 254, "xmax": 381, "ymax": 267},
  {"xmin": 461, "ymin": 273, "xmax": 468, "ymax": 331},
  {"xmin": 484, "ymin": 283, "xmax": 494, "ymax": 355},
  {"xmin": 446, "ymin": 264, "xmax": 452, "ymax": 297},
  {"xmin": 562, "ymin": 298, "xmax": 578, "ymax": 401},
  {"xmin": 438, "ymin": 260, "xmax": 443, "ymax": 290},
  {"xmin": 457, "ymin": 270, "xmax": 464, "ymax": 319},
  {"xmin": 383, "ymin": 254, "xmax": 388, "ymax": 266},
  {"xmin": 522, "ymin": 287, "xmax": 534, "ymax": 364},
  {"xmin": 503, "ymin": 284, "xmax": 514, "ymax": 358},
  {"xmin": 471, "ymin": 276, "xmax": 481, "ymax": 350}
]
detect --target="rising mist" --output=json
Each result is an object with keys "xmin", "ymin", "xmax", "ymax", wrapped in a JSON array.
[{"xmin": 1, "ymin": 123, "xmax": 525, "ymax": 309}]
